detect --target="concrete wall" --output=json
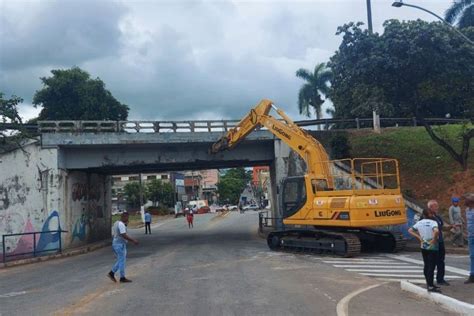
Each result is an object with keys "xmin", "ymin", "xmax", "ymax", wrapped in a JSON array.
[{"xmin": 0, "ymin": 141, "xmax": 111, "ymax": 258}]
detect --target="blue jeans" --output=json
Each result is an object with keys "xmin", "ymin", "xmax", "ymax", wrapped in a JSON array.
[
  {"xmin": 469, "ymin": 237, "xmax": 474, "ymax": 276},
  {"xmin": 111, "ymin": 243, "xmax": 127, "ymax": 278}
]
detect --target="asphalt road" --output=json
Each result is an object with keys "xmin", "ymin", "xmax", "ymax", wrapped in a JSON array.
[{"xmin": 0, "ymin": 212, "xmax": 457, "ymax": 316}]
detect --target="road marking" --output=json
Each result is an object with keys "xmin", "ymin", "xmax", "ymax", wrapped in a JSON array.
[
  {"xmin": 333, "ymin": 264, "xmax": 410, "ymax": 268},
  {"xmin": 386, "ymin": 254, "xmax": 470, "ymax": 276},
  {"xmin": 324, "ymin": 260, "xmax": 399, "ymax": 264},
  {"xmin": 336, "ymin": 282, "xmax": 386, "ymax": 316},
  {"xmin": 359, "ymin": 273, "xmax": 464, "ymax": 278},
  {"xmin": 346, "ymin": 269, "xmax": 423, "ymax": 272},
  {"xmin": 0, "ymin": 291, "xmax": 27, "ymax": 298}
]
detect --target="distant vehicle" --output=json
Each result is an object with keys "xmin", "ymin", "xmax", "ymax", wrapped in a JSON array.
[
  {"xmin": 226, "ymin": 205, "xmax": 238, "ymax": 211},
  {"xmin": 112, "ymin": 209, "xmax": 125, "ymax": 215},
  {"xmin": 187, "ymin": 200, "xmax": 210, "ymax": 214},
  {"xmin": 243, "ymin": 204, "xmax": 259, "ymax": 211}
]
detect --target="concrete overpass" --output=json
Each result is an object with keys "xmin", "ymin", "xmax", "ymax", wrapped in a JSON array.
[{"xmin": 1, "ymin": 121, "xmax": 316, "ymax": 257}]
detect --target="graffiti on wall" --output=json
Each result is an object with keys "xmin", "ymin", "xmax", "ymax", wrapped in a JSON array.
[
  {"xmin": 70, "ymin": 179, "xmax": 104, "ymax": 243},
  {"xmin": 36, "ymin": 210, "xmax": 61, "ymax": 252},
  {"xmin": 72, "ymin": 211, "xmax": 88, "ymax": 242}
]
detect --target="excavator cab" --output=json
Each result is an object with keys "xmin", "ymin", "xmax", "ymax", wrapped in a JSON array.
[{"xmin": 281, "ymin": 176, "xmax": 307, "ymax": 218}]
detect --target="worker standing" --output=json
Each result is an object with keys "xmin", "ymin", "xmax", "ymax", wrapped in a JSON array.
[{"xmin": 408, "ymin": 209, "xmax": 440, "ymax": 292}]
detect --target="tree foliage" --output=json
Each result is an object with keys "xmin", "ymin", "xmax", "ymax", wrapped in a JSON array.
[
  {"xmin": 445, "ymin": 0, "xmax": 474, "ymax": 29},
  {"xmin": 0, "ymin": 93, "xmax": 30, "ymax": 153},
  {"xmin": 146, "ymin": 179, "xmax": 174, "ymax": 207},
  {"xmin": 217, "ymin": 168, "xmax": 251, "ymax": 205},
  {"xmin": 33, "ymin": 67, "xmax": 129, "ymax": 121},
  {"xmin": 296, "ymin": 63, "xmax": 332, "ymax": 119},
  {"xmin": 328, "ymin": 20, "xmax": 474, "ymax": 170},
  {"xmin": 123, "ymin": 182, "xmax": 146, "ymax": 208}
]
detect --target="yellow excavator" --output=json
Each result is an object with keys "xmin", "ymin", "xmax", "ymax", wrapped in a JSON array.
[{"xmin": 211, "ymin": 99, "xmax": 406, "ymax": 257}]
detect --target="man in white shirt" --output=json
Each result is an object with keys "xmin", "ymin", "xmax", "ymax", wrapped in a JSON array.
[
  {"xmin": 108, "ymin": 212, "xmax": 139, "ymax": 283},
  {"xmin": 408, "ymin": 209, "xmax": 440, "ymax": 292}
]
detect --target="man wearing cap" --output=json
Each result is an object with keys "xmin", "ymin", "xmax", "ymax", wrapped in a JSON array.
[
  {"xmin": 449, "ymin": 197, "xmax": 464, "ymax": 247},
  {"xmin": 464, "ymin": 192, "xmax": 474, "ymax": 284}
]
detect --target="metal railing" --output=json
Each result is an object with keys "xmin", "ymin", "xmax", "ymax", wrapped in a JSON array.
[
  {"xmin": 0, "ymin": 117, "xmax": 469, "ymax": 134},
  {"xmin": 2, "ymin": 230, "xmax": 68, "ymax": 263}
]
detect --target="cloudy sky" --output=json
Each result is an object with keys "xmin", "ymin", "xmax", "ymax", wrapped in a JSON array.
[{"xmin": 0, "ymin": 0, "xmax": 448, "ymax": 121}]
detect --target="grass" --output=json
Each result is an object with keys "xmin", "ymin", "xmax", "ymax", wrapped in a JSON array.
[{"xmin": 349, "ymin": 124, "xmax": 473, "ymax": 211}]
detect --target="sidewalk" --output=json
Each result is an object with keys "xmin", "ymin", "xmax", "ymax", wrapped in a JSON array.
[
  {"xmin": 0, "ymin": 239, "xmax": 111, "ymax": 269},
  {"xmin": 401, "ymin": 280, "xmax": 474, "ymax": 315}
]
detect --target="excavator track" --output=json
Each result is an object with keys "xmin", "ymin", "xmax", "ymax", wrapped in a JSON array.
[
  {"xmin": 267, "ymin": 228, "xmax": 405, "ymax": 257},
  {"xmin": 267, "ymin": 230, "xmax": 362, "ymax": 257}
]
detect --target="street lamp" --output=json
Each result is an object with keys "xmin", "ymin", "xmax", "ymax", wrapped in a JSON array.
[{"xmin": 391, "ymin": 1, "xmax": 474, "ymax": 46}]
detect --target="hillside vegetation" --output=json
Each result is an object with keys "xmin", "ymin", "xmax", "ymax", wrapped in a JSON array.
[{"xmin": 349, "ymin": 125, "xmax": 473, "ymax": 212}]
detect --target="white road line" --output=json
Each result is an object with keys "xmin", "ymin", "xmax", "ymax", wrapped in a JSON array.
[
  {"xmin": 333, "ymin": 264, "xmax": 411, "ymax": 268},
  {"xmin": 323, "ymin": 260, "xmax": 399, "ymax": 264},
  {"xmin": 378, "ymin": 278, "xmax": 426, "ymax": 284},
  {"xmin": 336, "ymin": 282, "xmax": 386, "ymax": 316},
  {"xmin": 346, "ymin": 269, "xmax": 423, "ymax": 272},
  {"xmin": 0, "ymin": 291, "xmax": 28, "ymax": 298},
  {"xmin": 360, "ymin": 273, "xmax": 464, "ymax": 278},
  {"xmin": 386, "ymin": 254, "xmax": 470, "ymax": 276}
]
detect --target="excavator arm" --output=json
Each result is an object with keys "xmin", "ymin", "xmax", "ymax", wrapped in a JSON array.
[{"xmin": 211, "ymin": 99, "xmax": 332, "ymax": 186}]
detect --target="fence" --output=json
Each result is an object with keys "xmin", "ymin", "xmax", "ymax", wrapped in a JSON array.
[{"xmin": 2, "ymin": 230, "xmax": 68, "ymax": 263}]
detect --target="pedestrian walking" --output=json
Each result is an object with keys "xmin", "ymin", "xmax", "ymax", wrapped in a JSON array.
[
  {"xmin": 187, "ymin": 208, "xmax": 194, "ymax": 228},
  {"xmin": 144, "ymin": 210, "xmax": 152, "ymax": 234},
  {"xmin": 108, "ymin": 212, "xmax": 139, "ymax": 283},
  {"xmin": 427, "ymin": 199, "xmax": 451, "ymax": 286},
  {"xmin": 408, "ymin": 209, "xmax": 440, "ymax": 292},
  {"xmin": 449, "ymin": 197, "xmax": 464, "ymax": 247},
  {"xmin": 464, "ymin": 192, "xmax": 474, "ymax": 284}
]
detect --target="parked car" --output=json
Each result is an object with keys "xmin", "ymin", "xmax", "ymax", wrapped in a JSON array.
[
  {"xmin": 226, "ymin": 205, "xmax": 238, "ymax": 211},
  {"xmin": 243, "ymin": 204, "xmax": 259, "ymax": 211}
]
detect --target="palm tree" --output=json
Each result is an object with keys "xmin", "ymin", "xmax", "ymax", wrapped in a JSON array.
[
  {"xmin": 295, "ymin": 63, "xmax": 332, "ymax": 120},
  {"xmin": 445, "ymin": 0, "xmax": 474, "ymax": 29}
]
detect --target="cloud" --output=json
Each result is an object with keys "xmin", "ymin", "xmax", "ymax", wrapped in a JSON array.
[
  {"xmin": 0, "ymin": 0, "xmax": 126, "ymax": 70},
  {"xmin": 0, "ymin": 0, "xmax": 449, "ymax": 121}
]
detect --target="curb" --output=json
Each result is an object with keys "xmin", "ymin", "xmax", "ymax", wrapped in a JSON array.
[
  {"xmin": 1, "ymin": 239, "xmax": 111, "ymax": 269},
  {"xmin": 401, "ymin": 280, "xmax": 474, "ymax": 315}
]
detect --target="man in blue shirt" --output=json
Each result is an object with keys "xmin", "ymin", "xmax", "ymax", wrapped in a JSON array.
[
  {"xmin": 464, "ymin": 193, "xmax": 474, "ymax": 284},
  {"xmin": 144, "ymin": 211, "xmax": 152, "ymax": 234}
]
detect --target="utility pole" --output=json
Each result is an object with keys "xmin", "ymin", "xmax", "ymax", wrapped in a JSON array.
[{"xmin": 367, "ymin": 0, "xmax": 373, "ymax": 34}]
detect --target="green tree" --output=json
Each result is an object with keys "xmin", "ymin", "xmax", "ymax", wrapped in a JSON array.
[
  {"xmin": 296, "ymin": 63, "xmax": 332, "ymax": 119},
  {"xmin": 445, "ymin": 0, "xmax": 474, "ymax": 29},
  {"xmin": 146, "ymin": 179, "xmax": 174, "ymax": 207},
  {"xmin": 33, "ymin": 67, "xmax": 129, "ymax": 120},
  {"xmin": 328, "ymin": 20, "xmax": 474, "ymax": 170},
  {"xmin": 217, "ymin": 168, "xmax": 250, "ymax": 205},
  {"xmin": 123, "ymin": 182, "xmax": 146, "ymax": 208},
  {"xmin": 0, "ymin": 93, "xmax": 30, "ymax": 153}
]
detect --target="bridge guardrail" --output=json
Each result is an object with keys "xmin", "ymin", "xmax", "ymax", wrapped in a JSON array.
[{"xmin": 1, "ymin": 117, "xmax": 469, "ymax": 134}]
